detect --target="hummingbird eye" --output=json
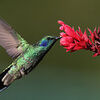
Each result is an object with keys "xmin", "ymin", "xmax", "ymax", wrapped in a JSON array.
[
  {"xmin": 47, "ymin": 37, "xmax": 51, "ymax": 40},
  {"xmin": 47, "ymin": 37, "xmax": 53, "ymax": 40}
]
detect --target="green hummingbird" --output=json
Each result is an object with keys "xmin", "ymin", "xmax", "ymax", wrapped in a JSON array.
[{"xmin": 0, "ymin": 19, "xmax": 60, "ymax": 92}]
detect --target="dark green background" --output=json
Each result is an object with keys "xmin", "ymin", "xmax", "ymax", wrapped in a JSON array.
[{"xmin": 0, "ymin": 0, "xmax": 100, "ymax": 100}]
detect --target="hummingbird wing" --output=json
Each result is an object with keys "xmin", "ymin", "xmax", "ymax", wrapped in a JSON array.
[{"xmin": 0, "ymin": 19, "xmax": 29, "ymax": 58}]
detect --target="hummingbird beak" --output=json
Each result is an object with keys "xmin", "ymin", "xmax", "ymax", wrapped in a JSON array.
[{"xmin": 55, "ymin": 36, "xmax": 62, "ymax": 40}]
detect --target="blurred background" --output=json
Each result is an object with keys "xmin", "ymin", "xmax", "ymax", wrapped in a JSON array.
[{"xmin": 0, "ymin": 0, "xmax": 100, "ymax": 100}]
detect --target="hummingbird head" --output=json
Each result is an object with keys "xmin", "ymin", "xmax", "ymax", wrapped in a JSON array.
[
  {"xmin": 33, "ymin": 35, "xmax": 60, "ymax": 56},
  {"xmin": 32, "ymin": 36, "xmax": 61, "ymax": 67},
  {"xmin": 38, "ymin": 36, "xmax": 60, "ymax": 50}
]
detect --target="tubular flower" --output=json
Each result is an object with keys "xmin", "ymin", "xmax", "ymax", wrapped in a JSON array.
[{"xmin": 58, "ymin": 20, "xmax": 100, "ymax": 57}]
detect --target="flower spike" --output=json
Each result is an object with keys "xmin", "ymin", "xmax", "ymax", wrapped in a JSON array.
[{"xmin": 58, "ymin": 20, "xmax": 100, "ymax": 56}]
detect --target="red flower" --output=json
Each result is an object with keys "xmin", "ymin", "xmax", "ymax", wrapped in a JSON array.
[{"xmin": 58, "ymin": 20, "xmax": 100, "ymax": 57}]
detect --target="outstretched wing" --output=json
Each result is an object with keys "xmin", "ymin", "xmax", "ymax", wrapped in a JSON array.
[{"xmin": 0, "ymin": 19, "xmax": 29, "ymax": 58}]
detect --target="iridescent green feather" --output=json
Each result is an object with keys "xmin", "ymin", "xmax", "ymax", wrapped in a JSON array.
[{"xmin": 16, "ymin": 33, "xmax": 29, "ymax": 51}]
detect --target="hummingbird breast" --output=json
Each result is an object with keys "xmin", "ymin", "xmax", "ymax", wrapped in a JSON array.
[
  {"xmin": 2, "ymin": 45, "xmax": 47, "ymax": 85},
  {"xmin": 3, "ymin": 46, "xmax": 35, "ymax": 83}
]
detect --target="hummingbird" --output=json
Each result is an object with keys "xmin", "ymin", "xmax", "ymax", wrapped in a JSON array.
[{"xmin": 0, "ymin": 19, "xmax": 60, "ymax": 92}]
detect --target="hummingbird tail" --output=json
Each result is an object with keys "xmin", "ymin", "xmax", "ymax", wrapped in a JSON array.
[{"xmin": 0, "ymin": 67, "xmax": 11, "ymax": 92}]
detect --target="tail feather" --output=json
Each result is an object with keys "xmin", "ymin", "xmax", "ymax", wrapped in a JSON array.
[{"xmin": 0, "ymin": 67, "xmax": 11, "ymax": 92}]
